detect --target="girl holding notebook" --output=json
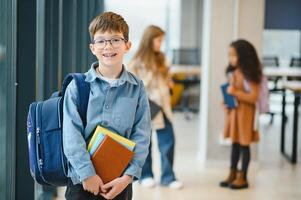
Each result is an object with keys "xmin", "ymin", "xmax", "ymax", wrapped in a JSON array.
[{"xmin": 221, "ymin": 39, "xmax": 262, "ymax": 189}]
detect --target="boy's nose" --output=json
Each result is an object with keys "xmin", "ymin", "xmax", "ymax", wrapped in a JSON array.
[{"xmin": 103, "ymin": 41, "xmax": 114, "ymax": 50}]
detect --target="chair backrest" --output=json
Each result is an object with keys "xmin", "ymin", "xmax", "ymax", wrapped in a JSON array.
[
  {"xmin": 289, "ymin": 57, "xmax": 301, "ymax": 67},
  {"xmin": 262, "ymin": 56, "xmax": 279, "ymax": 67},
  {"xmin": 172, "ymin": 48, "xmax": 200, "ymax": 65}
]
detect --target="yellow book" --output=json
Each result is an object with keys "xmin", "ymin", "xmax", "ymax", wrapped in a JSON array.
[{"xmin": 87, "ymin": 125, "xmax": 136, "ymax": 152}]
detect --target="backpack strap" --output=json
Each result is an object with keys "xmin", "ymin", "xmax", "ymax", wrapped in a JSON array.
[
  {"xmin": 72, "ymin": 73, "xmax": 90, "ymax": 128},
  {"xmin": 62, "ymin": 73, "xmax": 90, "ymax": 128}
]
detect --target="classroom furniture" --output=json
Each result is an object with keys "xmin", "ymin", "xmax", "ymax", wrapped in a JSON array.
[{"xmin": 280, "ymin": 81, "xmax": 301, "ymax": 164}]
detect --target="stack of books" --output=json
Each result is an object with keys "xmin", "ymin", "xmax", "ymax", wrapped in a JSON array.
[{"xmin": 87, "ymin": 125, "xmax": 136, "ymax": 184}]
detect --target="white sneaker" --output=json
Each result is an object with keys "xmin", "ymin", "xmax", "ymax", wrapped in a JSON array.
[
  {"xmin": 168, "ymin": 180, "xmax": 184, "ymax": 190},
  {"xmin": 140, "ymin": 177, "xmax": 156, "ymax": 188}
]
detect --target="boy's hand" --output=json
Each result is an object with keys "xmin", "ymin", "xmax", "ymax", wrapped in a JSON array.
[
  {"xmin": 100, "ymin": 175, "xmax": 132, "ymax": 199},
  {"xmin": 82, "ymin": 175, "xmax": 105, "ymax": 195}
]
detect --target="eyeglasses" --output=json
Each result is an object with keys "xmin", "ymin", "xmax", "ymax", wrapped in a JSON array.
[{"xmin": 92, "ymin": 37, "xmax": 127, "ymax": 49}]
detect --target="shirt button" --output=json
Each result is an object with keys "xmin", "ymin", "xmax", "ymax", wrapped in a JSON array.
[{"xmin": 105, "ymin": 104, "xmax": 109, "ymax": 109}]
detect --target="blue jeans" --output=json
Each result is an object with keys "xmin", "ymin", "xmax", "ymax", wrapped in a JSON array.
[
  {"xmin": 35, "ymin": 183, "xmax": 57, "ymax": 200},
  {"xmin": 141, "ymin": 116, "xmax": 176, "ymax": 185}
]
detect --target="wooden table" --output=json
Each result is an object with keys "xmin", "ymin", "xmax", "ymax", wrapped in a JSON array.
[
  {"xmin": 281, "ymin": 81, "xmax": 301, "ymax": 164},
  {"xmin": 170, "ymin": 65, "xmax": 201, "ymax": 76},
  {"xmin": 263, "ymin": 68, "xmax": 301, "ymax": 163},
  {"xmin": 264, "ymin": 67, "xmax": 301, "ymax": 79}
]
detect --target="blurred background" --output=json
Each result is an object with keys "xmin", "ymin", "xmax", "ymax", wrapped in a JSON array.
[{"xmin": 1, "ymin": 0, "xmax": 301, "ymax": 199}]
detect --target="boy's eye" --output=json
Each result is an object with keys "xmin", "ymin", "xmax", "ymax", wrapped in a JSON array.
[
  {"xmin": 95, "ymin": 40, "xmax": 105, "ymax": 44},
  {"xmin": 111, "ymin": 38, "xmax": 121, "ymax": 43}
]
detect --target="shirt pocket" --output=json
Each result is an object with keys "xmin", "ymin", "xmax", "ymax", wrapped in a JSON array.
[{"xmin": 113, "ymin": 97, "xmax": 138, "ymax": 132}]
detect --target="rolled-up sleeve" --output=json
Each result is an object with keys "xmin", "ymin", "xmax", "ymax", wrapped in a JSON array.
[
  {"xmin": 63, "ymin": 80, "xmax": 96, "ymax": 182},
  {"xmin": 123, "ymin": 81, "xmax": 151, "ymax": 180}
]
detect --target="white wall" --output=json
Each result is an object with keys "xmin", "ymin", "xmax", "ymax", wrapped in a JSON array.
[{"xmin": 180, "ymin": 0, "xmax": 203, "ymax": 49}]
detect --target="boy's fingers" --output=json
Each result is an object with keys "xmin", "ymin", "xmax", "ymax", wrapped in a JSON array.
[
  {"xmin": 100, "ymin": 192, "xmax": 110, "ymax": 199},
  {"xmin": 98, "ymin": 179, "xmax": 107, "ymax": 193},
  {"xmin": 93, "ymin": 187, "xmax": 99, "ymax": 196},
  {"xmin": 103, "ymin": 179, "xmax": 116, "ymax": 189},
  {"xmin": 100, "ymin": 185, "xmax": 107, "ymax": 193},
  {"xmin": 101, "ymin": 187, "xmax": 116, "ymax": 200},
  {"xmin": 82, "ymin": 184, "xmax": 87, "ymax": 191}
]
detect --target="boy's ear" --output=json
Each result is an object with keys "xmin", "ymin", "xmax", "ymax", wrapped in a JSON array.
[
  {"xmin": 89, "ymin": 43, "xmax": 96, "ymax": 55},
  {"xmin": 125, "ymin": 41, "xmax": 132, "ymax": 53}
]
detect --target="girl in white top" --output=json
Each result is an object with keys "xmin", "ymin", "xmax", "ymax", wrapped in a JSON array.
[{"xmin": 129, "ymin": 25, "xmax": 183, "ymax": 189}]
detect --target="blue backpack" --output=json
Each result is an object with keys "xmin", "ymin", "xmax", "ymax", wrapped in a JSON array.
[{"xmin": 26, "ymin": 73, "xmax": 90, "ymax": 186}]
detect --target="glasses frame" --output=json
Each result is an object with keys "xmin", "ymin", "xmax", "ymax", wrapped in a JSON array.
[{"xmin": 92, "ymin": 37, "xmax": 128, "ymax": 49}]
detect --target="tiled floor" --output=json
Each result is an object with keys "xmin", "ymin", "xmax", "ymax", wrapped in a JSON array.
[{"xmin": 56, "ymin": 105, "xmax": 301, "ymax": 200}]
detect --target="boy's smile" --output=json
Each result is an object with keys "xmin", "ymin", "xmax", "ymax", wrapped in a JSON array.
[{"xmin": 102, "ymin": 53, "xmax": 117, "ymax": 58}]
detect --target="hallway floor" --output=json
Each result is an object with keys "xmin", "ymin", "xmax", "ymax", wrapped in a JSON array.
[{"xmin": 56, "ymin": 108, "xmax": 301, "ymax": 200}]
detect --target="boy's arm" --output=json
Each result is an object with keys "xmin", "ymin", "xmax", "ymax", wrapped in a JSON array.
[
  {"xmin": 123, "ymin": 80, "xmax": 151, "ymax": 180},
  {"xmin": 63, "ymin": 80, "xmax": 96, "ymax": 182}
]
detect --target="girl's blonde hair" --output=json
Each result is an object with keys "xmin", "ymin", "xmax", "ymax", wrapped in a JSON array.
[{"xmin": 130, "ymin": 25, "xmax": 168, "ymax": 77}]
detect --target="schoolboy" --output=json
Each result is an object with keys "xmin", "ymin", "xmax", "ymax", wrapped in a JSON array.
[{"xmin": 63, "ymin": 12, "xmax": 151, "ymax": 200}]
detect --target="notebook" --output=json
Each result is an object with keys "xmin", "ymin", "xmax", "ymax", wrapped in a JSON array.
[
  {"xmin": 220, "ymin": 83, "xmax": 238, "ymax": 109},
  {"xmin": 91, "ymin": 134, "xmax": 134, "ymax": 184},
  {"xmin": 89, "ymin": 133, "xmax": 105, "ymax": 156},
  {"xmin": 87, "ymin": 125, "xmax": 136, "ymax": 152}
]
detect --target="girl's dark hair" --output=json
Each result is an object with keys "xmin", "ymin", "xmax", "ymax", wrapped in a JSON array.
[
  {"xmin": 225, "ymin": 64, "xmax": 235, "ymax": 75},
  {"xmin": 230, "ymin": 39, "xmax": 262, "ymax": 83}
]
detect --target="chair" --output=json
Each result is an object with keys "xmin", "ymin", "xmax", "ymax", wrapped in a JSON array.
[
  {"xmin": 289, "ymin": 57, "xmax": 301, "ymax": 81},
  {"xmin": 262, "ymin": 56, "xmax": 281, "ymax": 90},
  {"xmin": 171, "ymin": 48, "xmax": 201, "ymax": 119},
  {"xmin": 262, "ymin": 56, "xmax": 281, "ymax": 124},
  {"xmin": 172, "ymin": 48, "xmax": 200, "ymax": 65},
  {"xmin": 289, "ymin": 57, "xmax": 301, "ymax": 67},
  {"xmin": 263, "ymin": 56, "xmax": 279, "ymax": 67}
]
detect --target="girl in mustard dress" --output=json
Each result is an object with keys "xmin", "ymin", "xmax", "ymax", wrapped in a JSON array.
[{"xmin": 220, "ymin": 39, "xmax": 262, "ymax": 189}]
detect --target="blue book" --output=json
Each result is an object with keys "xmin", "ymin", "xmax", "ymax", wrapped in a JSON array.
[
  {"xmin": 89, "ymin": 133, "xmax": 105, "ymax": 156},
  {"xmin": 220, "ymin": 83, "xmax": 237, "ymax": 109}
]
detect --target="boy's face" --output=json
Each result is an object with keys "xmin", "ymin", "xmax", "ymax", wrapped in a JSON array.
[{"xmin": 90, "ymin": 30, "xmax": 131, "ymax": 69}]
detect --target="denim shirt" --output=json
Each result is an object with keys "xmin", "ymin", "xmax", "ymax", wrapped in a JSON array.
[{"xmin": 63, "ymin": 62, "xmax": 151, "ymax": 184}]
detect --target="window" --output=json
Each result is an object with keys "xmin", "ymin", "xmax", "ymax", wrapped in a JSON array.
[{"xmin": 0, "ymin": 0, "xmax": 16, "ymax": 199}]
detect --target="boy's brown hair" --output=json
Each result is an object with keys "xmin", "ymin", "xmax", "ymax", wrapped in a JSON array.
[{"xmin": 89, "ymin": 12, "xmax": 129, "ymax": 42}]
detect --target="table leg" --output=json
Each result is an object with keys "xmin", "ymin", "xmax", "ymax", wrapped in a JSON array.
[
  {"xmin": 291, "ymin": 93, "xmax": 300, "ymax": 164},
  {"xmin": 281, "ymin": 89, "xmax": 286, "ymax": 153}
]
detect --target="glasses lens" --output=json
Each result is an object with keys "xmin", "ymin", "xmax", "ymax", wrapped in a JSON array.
[
  {"xmin": 111, "ymin": 38, "xmax": 123, "ymax": 48},
  {"xmin": 94, "ymin": 40, "xmax": 106, "ymax": 49}
]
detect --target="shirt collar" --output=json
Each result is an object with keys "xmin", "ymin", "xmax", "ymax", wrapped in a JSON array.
[{"xmin": 85, "ymin": 61, "xmax": 138, "ymax": 86}]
